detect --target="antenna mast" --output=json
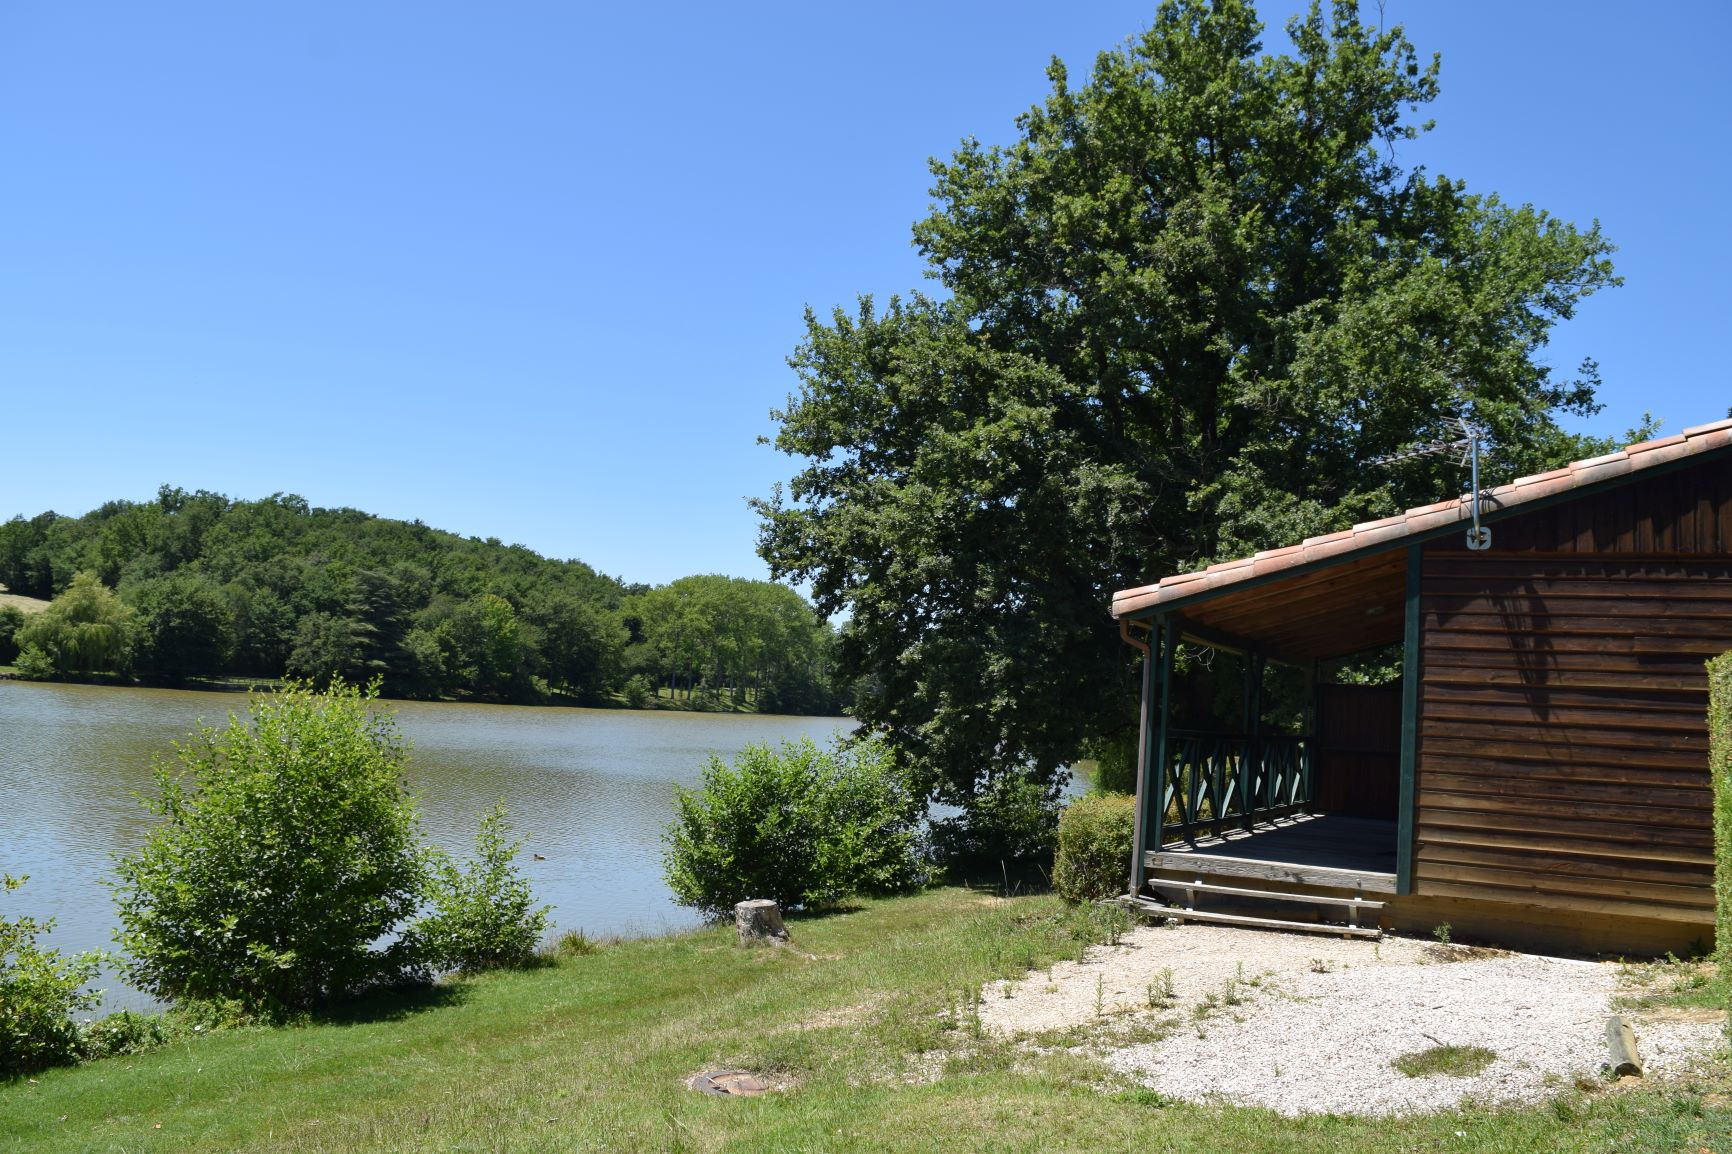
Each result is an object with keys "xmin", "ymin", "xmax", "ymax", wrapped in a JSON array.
[{"xmin": 1370, "ymin": 407, "xmax": 1493, "ymax": 551}]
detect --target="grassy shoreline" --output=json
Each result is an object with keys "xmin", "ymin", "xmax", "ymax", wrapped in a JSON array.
[{"xmin": 3, "ymin": 888, "xmax": 1726, "ymax": 1153}]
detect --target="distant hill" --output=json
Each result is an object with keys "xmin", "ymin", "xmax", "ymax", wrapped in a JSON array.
[{"xmin": 0, "ymin": 488, "xmax": 844, "ymax": 713}]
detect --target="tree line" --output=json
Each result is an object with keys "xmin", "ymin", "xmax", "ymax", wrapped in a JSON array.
[{"xmin": 0, "ymin": 487, "xmax": 845, "ymax": 713}]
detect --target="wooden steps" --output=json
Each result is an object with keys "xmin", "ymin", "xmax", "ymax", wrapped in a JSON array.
[
  {"xmin": 1124, "ymin": 897, "xmax": 1382, "ymax": 939},
  {"xmin": 1144, "ymin": 877, "xmax": 1386, "ymax": 911},
  {"xmin": 1145, "ymin": 850, "xmax": 1398, "ymax": 894}
]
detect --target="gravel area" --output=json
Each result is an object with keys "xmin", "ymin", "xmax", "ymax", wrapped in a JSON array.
[{"xmin": 980, "ymin": 922, "xmax": 1724, "ymax": 1117}]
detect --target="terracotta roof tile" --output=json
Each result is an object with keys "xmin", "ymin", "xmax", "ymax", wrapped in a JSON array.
[
  {"xmin": 1626, "ymin": 433, "xmax": 1687, "ymax": 455},
  {"xmin": 1111, "ymin": 416, "xmax": 1732, "ymax": 618},
  {"xmin": 1512, "ymin": 467, "xmax": 1572, "ymax": 487}
]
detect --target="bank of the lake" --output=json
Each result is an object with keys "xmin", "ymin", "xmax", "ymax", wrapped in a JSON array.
[
  {"xmin": 3, "ymin": 887, "xmax": 1726, "ymax": 1154},
  {"xmin": 0, "ymin": 679, "xmax": 851, "ymax": 1008}
]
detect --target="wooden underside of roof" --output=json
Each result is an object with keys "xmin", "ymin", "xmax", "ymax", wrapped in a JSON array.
[{"xmin": 1168, "ymin": 546, "xmax": 1407, "ymax": 661}]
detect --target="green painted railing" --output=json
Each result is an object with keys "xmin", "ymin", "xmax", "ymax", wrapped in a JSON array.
[{"xmin": 1157, "ymin": 730, "xmax": 1310, "ymax": 844}]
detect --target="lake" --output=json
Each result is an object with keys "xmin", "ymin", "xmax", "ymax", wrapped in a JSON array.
[{"xmin": 0, "ymin": 680, "xmax": 852, "ymax": 1009}]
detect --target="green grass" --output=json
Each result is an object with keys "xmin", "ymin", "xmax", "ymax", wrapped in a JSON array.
[
  {"xmin": 3, "ymin": 888, "xmax": 1730, "ymax": 1153},
  {"xmin": 1393, "ymin": 1044, "xmax": 1498, "ymax": 1079}
]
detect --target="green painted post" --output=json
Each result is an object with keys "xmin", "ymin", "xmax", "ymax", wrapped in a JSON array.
[
  {"xmin": 1396, "ymin": 543, "xmax": 1422, "ymax": 895},
  {"xmin": 1127, "ymin": 621, "xmax": 1158, "ymax": 895},
  {"xmin": 1150, "ymin": 623, "xmax": 1175, "ymax": 856}
]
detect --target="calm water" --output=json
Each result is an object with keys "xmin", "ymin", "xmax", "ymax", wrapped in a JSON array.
[{"xmin": 0, "ymin": 681, "xmax": 851, "ymax": 1009}]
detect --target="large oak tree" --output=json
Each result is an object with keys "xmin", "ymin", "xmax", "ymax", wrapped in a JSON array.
[{"xmin": 756, "ymin": 0, "xmax": 1618, "ymax": 800}]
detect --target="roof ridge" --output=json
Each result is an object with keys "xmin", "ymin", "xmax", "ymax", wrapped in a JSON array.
[{"xmin": 1111, "ymin": 417, "xmax": 1732, "ymax": 618}]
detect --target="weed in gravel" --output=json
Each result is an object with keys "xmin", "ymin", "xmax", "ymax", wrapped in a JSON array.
[
  {"xmin": 1392, "ymin": 1044, "xmax": 1496, "ymax": 1078},
  {"xmin": 1146, "ymin": 967, "xmax": 1175, "ymax": 1009},
  {"xmin": 1310, "ymin": 957, "xmax": 1334, "ymax": 973}
]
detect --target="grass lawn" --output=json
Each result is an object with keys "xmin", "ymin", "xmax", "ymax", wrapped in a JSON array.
[{"xmin": 2, "ymin": 888, "xmax": 1727, "ymax": 1153}]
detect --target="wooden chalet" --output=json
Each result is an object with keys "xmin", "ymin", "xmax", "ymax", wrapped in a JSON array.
[{"xmin": 1110, "ymin": 417, "xmax": 1732, "ymax": 954}]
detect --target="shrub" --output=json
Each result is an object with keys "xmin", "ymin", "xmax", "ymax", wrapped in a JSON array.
[
  {"xmin": 1052, "ymin": 794, "xmax": 1136, "ymax": 903},
  {"xmin": 14, "ymin": 571, "xmax": 136, "ymax": 677},
  {"xmin": 663, "ymin": 736, "xmax": 925, "ymax": 918},
  {"xmin": 928, "ymin": 772, "xmax": 1063, "ymax": 871},
  {"xmin": 0, "ymin": 604, "xmax": 24, "ymax": 664},
  {"xmin": 415, "ymin": 805, "xmax": 551, "ymax": 973},
  {"xmin": 1710, "ymin": 651, "xmax": 1732, "ymax": 1025},
  {"xmin": 1081, "ymin": 732, "xmax": 1138, "ymax": 796},
  {"xmin": 622, "ymin": 674, "xmax": 652, "ymax": 709},
  {"xmin": 110, "ymin": 681, "xmax": 428, "ymax": 1018},
  {"xmin": 76, "ymin": 1009, "xmax": 173, "ymax": 1061},
  {"xmin": 1, "ymin": 874, "xmax": 104, "ymax": 1078}
]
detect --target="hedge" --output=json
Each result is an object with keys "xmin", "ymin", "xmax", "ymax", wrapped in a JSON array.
[{"xmin": 1053, "ymin": 793, "xmax": 1135, "ymax": 904}]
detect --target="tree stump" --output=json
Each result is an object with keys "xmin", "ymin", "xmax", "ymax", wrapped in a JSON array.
[
  {"xmin": 1605, "ymin": 1014, "xmax": 1643, "ymax": 1077},
  {"xmin": 735, "ymin": 899, "xmax": 788, "ymax": 945}
]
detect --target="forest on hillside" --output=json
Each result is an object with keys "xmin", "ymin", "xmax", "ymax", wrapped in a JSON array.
[{"xmin": 0, "ymin": 487, "xmax": 846, "ymax": 714}]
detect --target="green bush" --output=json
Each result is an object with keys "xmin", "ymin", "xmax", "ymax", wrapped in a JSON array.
[
  {"xmin": 622, "ymin": 674, "xmax": 652, "ymax": 709},
  {"xmin": 1, "ymin": 874, "xmax": 105, "ymax": 1078},
  {"xmin": 0, "ymin": 604, "xmax": 24, "ymax": 664},
  {"xmin": 111, "ymin": 681, "xmax": 429, "ymax": 1018},
  {"xmin": 1052, "ymin": 794, "xmax": 1136, "ymax": 903},
  {"xmin": 415, "ymin": 805, "xmax": 551, "ymax": 973},
  {"xmin": 76, "ymin": 1009, "xmax": 174, "ymax": 1062},
  {"xmin": 14, "ymin": 571, "xmax": 136, "ymax": 678},
  {"xmin": 663, "ymin": 736, "xmax": 926, "ymax": 918},
  {"xmin": 928, "ymin": 772, "xmax": 1063, "ymax": 871},
  {"xmin": 1080, "ymin": 732, "xmax": 1137, "ymax": 796},
  {"xmin": 1710, "ymin": 652, "xmax": 1731, "ymax": 1023}
]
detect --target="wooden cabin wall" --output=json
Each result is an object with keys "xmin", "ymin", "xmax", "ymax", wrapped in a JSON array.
[
  {"xmin": 1312, "ymin": 683, "xmax": 1401, "ymax": 819},
  {"xmin": 1413, "ymin": 456, "xmax": 1732, "ymax": 933}
]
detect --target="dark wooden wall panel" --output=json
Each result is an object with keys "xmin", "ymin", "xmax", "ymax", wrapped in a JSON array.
[
  {"xmin": 1313, "ymin": 683, "xmax": 1401, "ymax": 819},
  {"xmin": 1413, "ymin": 533, "xmax": 1732, "ymax": 923},
  {"xmin": 1487, "ymin": 458, "xmax": 1731, "ymax": 554}
]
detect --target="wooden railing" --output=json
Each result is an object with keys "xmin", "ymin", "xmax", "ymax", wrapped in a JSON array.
[{"xmin": 1157, "ymin": 730, "xmax": 1310, "ymax": 844}]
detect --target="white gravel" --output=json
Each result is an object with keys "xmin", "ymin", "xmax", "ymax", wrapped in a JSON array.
[{"xmin": 979, "ymin": 922, "xmax": 1724, "ymax": 1117}]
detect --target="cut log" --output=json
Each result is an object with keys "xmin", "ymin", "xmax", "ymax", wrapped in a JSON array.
[
  {"xmin": 1604, "ymin": 1014, "xmax": 1643, "ymax": 1077},
  {"xmin": 735, "ymin": 899, "xmax": 788, "ymax": 945}
]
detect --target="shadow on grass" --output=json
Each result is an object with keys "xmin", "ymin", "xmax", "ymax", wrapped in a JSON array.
[
  {"xmin": 938, "ymin": 857, "xmax": 1055, "ymax": 897},
  {"xmin": 309, "ymin": 980, "xmax": 470, "ymax": 1027}
]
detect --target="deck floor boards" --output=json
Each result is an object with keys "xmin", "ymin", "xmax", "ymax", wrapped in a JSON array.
[{"xmin": 1160, "ymin": 814, "xmax": 1398, "ymax": 876}]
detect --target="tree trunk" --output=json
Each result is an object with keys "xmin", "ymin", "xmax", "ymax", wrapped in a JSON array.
[{"xmin": 734, "ymin": 899, "xmax": 788, "ymax": 945}]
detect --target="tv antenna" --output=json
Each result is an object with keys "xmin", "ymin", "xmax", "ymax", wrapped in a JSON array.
[{"xmin": 1370, "ymin": 409, "xmax": 1494, "ymax": 551}]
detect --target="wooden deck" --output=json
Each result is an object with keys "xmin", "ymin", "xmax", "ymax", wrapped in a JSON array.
[{"xmin": 1146, "ymin": 813, "xmax": 1398, "ymax": 893}]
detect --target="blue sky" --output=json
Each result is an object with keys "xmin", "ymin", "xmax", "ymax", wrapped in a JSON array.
[{"xmin": 2, "ymin": 2, "xmax": 1726, "ymax": 586}]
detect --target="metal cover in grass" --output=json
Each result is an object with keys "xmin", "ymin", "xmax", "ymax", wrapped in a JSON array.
[{"xmin": 688, "ymin": 1071, "xmax": 770, "ymax": 1096}]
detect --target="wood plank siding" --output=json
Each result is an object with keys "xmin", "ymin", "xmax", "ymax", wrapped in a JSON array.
[{"xmin": 1413, "ymin": 456, "xmax": 1732, "ymax": 926}]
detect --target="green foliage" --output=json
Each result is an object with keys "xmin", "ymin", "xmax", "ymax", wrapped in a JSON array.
[
  {"xmin": 622, "ymin": 673, "xmax": 652, "ymax": 708},
  {"xmin": 662, "ymin": 736, "xmax": 926, "ymax": 918},
  {"xmin": 628, "ymin": 574, "xmax": 842, "ymax": 714},
  {"xmin": 0, "ymin": 603, "xmax": 24, "ymax": 664},
  {"xmin": 1, "ymin": 874, "xmax": 105, "ymax": 1078},
  {"xmin": 1709, "ymin": 651, "xmax": 1731, "ymax": 1019},
  {"xmin": 1082, "ymin": 732, "xmax": 1138, "ymax": 796},
  {"xmin": 414, "ymin": 805, "xmax": 551, "ymax": 973},
  {"xmin": 1052, "ymin": 794, "xmax": 1136, "ymax": 904},
  {"xmin": 2, "ymin": 487, "xmax": 840, "ymax": 712},
  {"xmin": 928, "ymin": 773, "xmax": 1063, "ymax": 871},
  {"xmin": 14, "ymin": 571, "xmax": 137, "ymax": 677},
  {"xmin": 75, "ymin": 1009, "xmax": 174, "ymax": 1062},
  {"xmin": 110, "ymin": 681, "xmax": 428, "ymax": 1018},
  {"xmin": 125, "ymin": 570, "xmax": 236, "ymax": 681},
  {"xmin": 756, "ymin": 0, "xmax": 1622, "ymax": 801}
]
